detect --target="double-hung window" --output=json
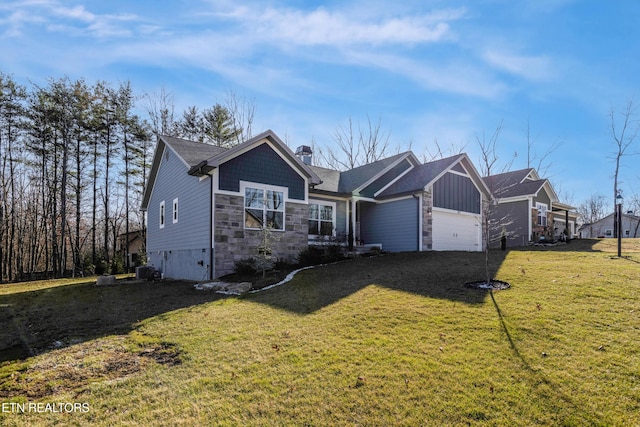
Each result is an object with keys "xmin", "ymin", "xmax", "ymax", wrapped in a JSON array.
[
  {"xmin": 309, "ymin": 202, "xmax": 335, "ymax": 236},
  {"xmin": 536, "ymin": 202, "xmax": 548, "ymax": 227},
  {"xmin": 244, "ymin": 186, "xmax": 285, "ymax": 230}
]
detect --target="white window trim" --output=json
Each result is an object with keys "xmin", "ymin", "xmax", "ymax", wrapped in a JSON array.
[
  {"xmin": 536, "ymin": 202, "xmax": 548, "ymax": 226},
  {"xmin": 172, "ymin": 198, "xmax": 179, "ymax": 224},
  {"xmin": 159, "ymin": 200, "xmax": 165, "ymax": 229},
  {"xmin": 605, "ymin": 229, "xmax": 613, "ymax": 237},
  {"xmin": 308, "ymin": 199, "xmax": 337, "ymax": 237},
  {"xmin": 241, "ymin": 181, "xmax": 288, "ymax": 231}
]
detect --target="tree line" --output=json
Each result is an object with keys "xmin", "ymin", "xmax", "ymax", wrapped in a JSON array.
[{"xmin": 0, "ymin": 73, "xmax": 247, "ymax": 282}]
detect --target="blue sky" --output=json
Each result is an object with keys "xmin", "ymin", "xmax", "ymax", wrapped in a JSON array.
[{"xmin": 2, "ymin": 0, "xmax": 639, "ymax": 210}]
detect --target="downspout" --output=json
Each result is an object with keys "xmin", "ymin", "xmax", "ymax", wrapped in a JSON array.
[{"xmin": 209, "ymin": 173, "xmax": 214, "ymax": 280}]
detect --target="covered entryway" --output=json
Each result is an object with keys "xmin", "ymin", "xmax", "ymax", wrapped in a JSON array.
[{"xmin": 432, "ymin": 209, "xmax": 482, "ymax": 251}]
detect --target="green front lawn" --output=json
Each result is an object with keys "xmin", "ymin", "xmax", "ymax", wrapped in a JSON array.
[{"xmin": 1, "ymin": 239, "xmax": 639, "ymax": 426}]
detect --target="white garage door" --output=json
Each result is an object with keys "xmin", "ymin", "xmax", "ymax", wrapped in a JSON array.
[{"xmin": 432, "ymin": 210, "xmax": 481, "ymax": 251}]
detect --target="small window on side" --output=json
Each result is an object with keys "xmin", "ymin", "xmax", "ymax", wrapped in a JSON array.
[
  {"xmin": 173, "ymin": 198, "xmax": 179, "ymax": 224},
  {"xmin": 160, "ymin": 201, "xmax": 165, "ymax": 229}
]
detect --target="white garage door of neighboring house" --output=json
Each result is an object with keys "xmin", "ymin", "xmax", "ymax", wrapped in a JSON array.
[{"xmin": 432, "ymin": 209, "xmax": 482, "ymax": 251}]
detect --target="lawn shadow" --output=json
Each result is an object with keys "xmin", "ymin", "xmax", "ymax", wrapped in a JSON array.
[
  {"xmin": 489, "ymin": 291, "xmax": 606, "ymax": 426},
  {"xmin": 0, "ymin": 279, "xmax": 224, "ymax": 363},
  {"xmin": 251, "ymin": 250, "xmax": 509, "ymax": 314}
]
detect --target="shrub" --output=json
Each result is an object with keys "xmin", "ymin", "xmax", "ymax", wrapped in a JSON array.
[
  {"xmin": 234, "ymin": 258, "xmax": 258, "ymax": 276},
  {"xmin": 325, "ymin": 244, "xmax": 346, "ymax": 263},
  {"xmin": 296, "ymin": 246, "xmax": 325, "ymax": 267},
  {"xmin": 273, "ymin": 258, "xmax": 294, "ymax": 271},
  {"xmin": 297, "ymin": 244, "xmax": 346, "ymax": 266}
]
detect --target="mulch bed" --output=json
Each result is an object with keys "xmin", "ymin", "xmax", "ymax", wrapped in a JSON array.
[{"xmin": 465, "ymin": 279, "xmax": 511, "ymax": 290}]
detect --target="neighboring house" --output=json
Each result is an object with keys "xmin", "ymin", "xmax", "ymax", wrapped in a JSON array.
[
  {"xmin": 141, "ymin": 130, "xmax": 492, "ymax": 281},
  {"xmin": 579, "ymin": 212, "xmax": 640, "ymax": 238},
  {"xmin": 117, "ymin": 230, "xmax": 145, "ymax": 268},
  {"xmin": 483, "ymin": 168, "xmax": 578, "ymax": 247}
]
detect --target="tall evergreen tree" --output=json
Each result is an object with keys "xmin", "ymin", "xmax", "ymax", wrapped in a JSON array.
[{"xmin": 202, "ymin": 104, "xmax": 242, "ymax": 147}]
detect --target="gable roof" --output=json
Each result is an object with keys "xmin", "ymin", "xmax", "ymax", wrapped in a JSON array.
[
  {"xmin": 376, "ymin": 154, "xmax": 465, "ymax": 197},
  {"xmin": 338, "ymin": 152, "xmax": 414, "ymax": 194},
  {"xmin": 483, "ymin": 168, "xmax": 536, "ymax": 195},
  {"xmin": 377, "ymin": 153, "xmax": 492, "ymax": 199},
  {"xmin": 309, "ymin": 152, "xmax": 491, "ymax": 200},
  {"xmin": 141, "ymin": 130, "xmax": 323, "ymax": 211},
  {"xmin": 142, "ymin": 135, "xmax": 209, "ymax": 211},
  {"xmin": 160, "ymin": 135, "xmax": 227, "ymax": 168},
  {"xmin": 202, "ymin": 129, "xmax": 321, "ymax": 186},
  {"xmin": 483, "ymin": 168, "xmax": 559, "ymax": 202}
]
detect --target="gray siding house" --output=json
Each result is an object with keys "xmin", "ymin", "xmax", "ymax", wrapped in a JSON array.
[
  {"xmin": 142, "ymin": 130, "xmax": 492, "ymax": 281},
  {"xmin": 579, "ymin": 212, "xmax": 640, "ymax": 238},
  {"xmin": 141, "ymin": 131, "xmax": 321, "ymax": 280},
  {"xmin": 308, "ymin": 152, "xmax": 491, "ymax": 252},
  {"xmin": 483, "ymin": 168, "xmax": 578, "ymax": 247}
]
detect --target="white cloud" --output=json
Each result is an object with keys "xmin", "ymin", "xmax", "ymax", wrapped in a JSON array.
[
  {"xmin": 482, "ymin": 49, "xmax": 554, "ymax": 81},
  {"xmin": 345, "ymin": 50, "xmax": 507, "ymax": 99},
  {"xmin": 225, "ymin": 5, "xmax": 465, "ymax": 47},
  {"xmin": 0, "ymin": 0, "xmax": 144, "ymax": 39}
]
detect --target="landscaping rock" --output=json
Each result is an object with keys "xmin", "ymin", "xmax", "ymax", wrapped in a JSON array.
[
  {"xmin": 194, "ymin": 281, "xmax": 252, "ymax": 295},
  {"xmin": 96, "ymin": 275, "xmax": 116, "ymax": 286},
  {"xmin": 225, "ymin": 282, "xmax": 252, "ymax": 295}
]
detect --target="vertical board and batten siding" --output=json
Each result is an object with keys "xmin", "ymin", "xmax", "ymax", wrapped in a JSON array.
[
  {"xmin": 218, "ymin": 143, "xmax": 306, "ymax": 200},
  {"xmin": 491, "ymin": 200, "xmax": 530, "ymax": 247},
  {"xmin": 360, "ymin": 198, "xmax": 418, "ymax": 252},
  {"xmin": 147, "ymin": 145, "xmax": 211, "ymax": 280},
  {"xmin": 360, "ymin": 159, "xmax": 412, "ymax": 197},
  {"xmin": 433, "ymin": 172, "xmax": 481, "ymax": 214}
]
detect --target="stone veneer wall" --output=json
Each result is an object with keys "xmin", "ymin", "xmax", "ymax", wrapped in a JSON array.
[
  {"xmin": 422, "ymin": 190, "xmax": 433, "ymax": 250},
  {"xmin": 213, "ymin": 194, "xmax": 309, "ymax": 278}
]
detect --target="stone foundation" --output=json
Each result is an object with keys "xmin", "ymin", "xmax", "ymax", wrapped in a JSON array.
[{"xmin": 213, "ymin": 194, "xmax": 309, "ymax": 278}]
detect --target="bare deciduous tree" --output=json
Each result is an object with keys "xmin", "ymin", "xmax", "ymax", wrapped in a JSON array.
[
  {"xmin": 577, "ymin": 193, "xmax": 607, "ymax": 232},
  {"xmin": 476, "ymin": 121, "xmax": 505, "ymax": 286},
  {"xmin": 224, "ymin": 90, "xmax": 255, "ymax": 145},
  {"xmin": 315, "ymin": 115, "xmax": 396, "ymax": 170},
  {"xmin": 609, "ymin": 99, "xmax": 639, "ymax": 236},
  {"xmin": 142, "ymin": 86, "xmax": 178, "ymax": 137},
  {"xmin": 524, "ymin": 119, "xmax": 562, "ymax": 178},
  {"xmin": 421, "ymin": 137, "xmax": 466, "ymax": 162}
]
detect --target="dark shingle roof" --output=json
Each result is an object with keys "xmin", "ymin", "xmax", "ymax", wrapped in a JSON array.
[
  {"xmin": 308, "ymin": 152, "xmax": 412, "ymax": 194},
  {"xmin": 160, "ymin": 135, "xmax": 228, "ymax": 167},
  {"xmin": 482, "ymin": 168, "xmax": 533, "ymax": 195},
  {"xmin": 483, "ymin": 168, "xmax": 538, "ymax": 197},
  {"xmin": 494, "ymin": 178, "xmax": 547, "ymax": 198},
  {"xmin": 377, "ymin": 154, "xmax": 464, "ymax": 197},
  {"xmin": 309, "ymin": 165, "xmax": 342, "ymax": 193},
  {"xmin": 337, "ymin": 152, "xmax": 411, "ymax": 193}
]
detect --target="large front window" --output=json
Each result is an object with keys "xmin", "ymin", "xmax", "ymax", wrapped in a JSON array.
[
  {"xmin": 245, "ymin": 187, "xmax": 284, "ymax": 230},
  {"xmin": 309, "ymin": 202, "xmax": 334, "ymax": 236}
]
